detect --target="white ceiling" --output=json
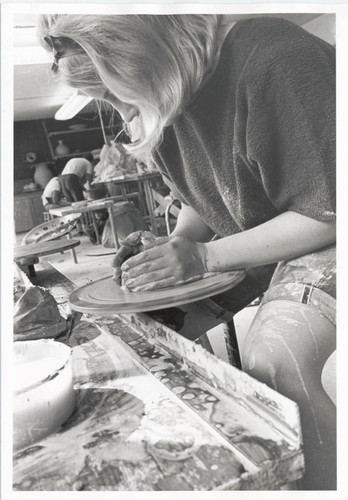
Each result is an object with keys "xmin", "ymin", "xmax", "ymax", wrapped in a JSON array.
[
  {"xmin": 13, "ymin": 14, "xmax": 75, "ymax": 121},
  {"xmin": 13, "ymin": 13, "xmax": 330, "ymax": 122},
  {"xmin": 13, "ymin": 64, "xmax": 75, "ymax": 121}
]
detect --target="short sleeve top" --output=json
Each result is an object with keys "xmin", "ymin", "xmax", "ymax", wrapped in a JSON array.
[
  {"xmin": 62, "ymin": 158, "xmax": 94, "ymax": 178},
  {"xmin": 154, "ymin": 17, "xmax": 336, "ymax": 237},
  {"xmin": 41, "ymin": 177, "xmax": 61, "ymax": 206}
]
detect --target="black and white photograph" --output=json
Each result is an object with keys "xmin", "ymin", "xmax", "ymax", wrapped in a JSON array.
[{"xmin": 1, "ymin": 1, "xmax": 347, "ymax": 498}]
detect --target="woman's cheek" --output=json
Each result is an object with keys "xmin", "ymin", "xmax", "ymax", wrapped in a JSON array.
[{"xmin": 126, "ymin": 115, "xmax": 143, "ymax": 142}]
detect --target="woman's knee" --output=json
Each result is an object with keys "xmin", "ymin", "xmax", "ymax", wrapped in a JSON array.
[{"xmin": 242, "ymin": 300, "xmax": 336, "ymax": 392}]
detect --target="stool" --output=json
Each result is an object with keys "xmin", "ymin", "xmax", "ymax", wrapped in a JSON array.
[
  {"xmin": 43, "ymin": 212, "xmax": 53, "ymax": 222},
  {"xmin": 16, "ymin": 257, "xmax": 40, "ymax": 278},
  {"xmin": 14, "ymin": 239, "xmax": 81, "ymax": 278},
  {"xmin": 22, "ymin": 214, "xmax": 82, "ymax": 265}
]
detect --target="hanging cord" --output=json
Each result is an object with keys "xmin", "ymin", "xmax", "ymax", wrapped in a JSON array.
[
  {"xmin": 113, "ymin": 125, "xmax": 127, "ymax": 144},
  {"xmin": 97, "ymin": 102, "xmax": 111, "ymax": 146}
]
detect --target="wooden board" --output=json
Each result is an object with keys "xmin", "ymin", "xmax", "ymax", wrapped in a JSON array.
[
  {"xmin": 111, "ymin": 313, "xmax": 303, "ymax": 463},
  {"xmin": 14, "ymin": 239, "xmax": 81, "ymax": 261},
  {"xmin": 69, "ymin": 270, "xmax": 246, "ymax": 314}
]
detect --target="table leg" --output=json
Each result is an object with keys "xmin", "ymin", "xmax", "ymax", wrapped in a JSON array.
[
  {"xmin": 120, "ymin": 184, "xmax": 128, "ymax": 202},
  {"xmin": 225, "ymin": 319, "xmax": 242, "ymax": 370},
  {"xmin": 28, "ymin": 264, "xmax": 36, "ymax": 278},
  {"xmin": 194, "ymin": 298, "xmax": 242, "ymax": 369},
  {"xmin": 105, "ymin": 202, "xmax": 119, "ymax": 250},
  {"xmin": 67, "ymin": 233, "xmax": 78, "ymax": 263},
  {"xmin": 142, "ymin": 179, "xmax": 158, "ymax": 234},
  {"xmin": 195, "ymin": 334, "xmax": 214, "ymax": 355},
  {"xmin": 136, "ymin": 180, "xmax": 148, "ymax": 215},
  {"xmin": 90, "ymin": 211, "xmax": 101, "ymax": 244},
  {"xmin": 17, "ymin": 257, "xmax": 39, "ymax": 278}
]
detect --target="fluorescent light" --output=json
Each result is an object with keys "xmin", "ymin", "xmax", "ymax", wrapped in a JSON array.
[
  {"xmin": 13, "ymin": 46, "xmax": 52, "ymax": 65},
  {"xmin": 54, "ymin": 92, "xmax": 93, "ymax": 120}
]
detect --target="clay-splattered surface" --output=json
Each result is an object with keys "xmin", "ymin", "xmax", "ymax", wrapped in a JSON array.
[{"xmin": 13, "ymin": 325, "xmax": 248, "ymax": 491}]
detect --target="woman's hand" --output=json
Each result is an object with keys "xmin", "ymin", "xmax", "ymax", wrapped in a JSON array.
[
  {"xmin": 119, "ymin": 235, "xmax": 209, "ymax": 291},
  {"xmin": 112, "ymin": 230, "xmax": 157, "ymax": 285}
]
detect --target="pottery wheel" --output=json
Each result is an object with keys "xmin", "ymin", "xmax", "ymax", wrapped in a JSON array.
[{"xmin": 69, "ymin": 270, "xmax": 246, "ymax": 314}]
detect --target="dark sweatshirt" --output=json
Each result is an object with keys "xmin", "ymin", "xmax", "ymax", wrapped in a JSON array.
[{"xmin": 154, "ymin": 17, "xmax": 336, "ymax": 238}]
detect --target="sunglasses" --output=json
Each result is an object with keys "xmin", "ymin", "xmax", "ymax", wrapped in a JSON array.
[{"xmin": 44, "ymin": 35, "xmax": 85, "ymax": 72}]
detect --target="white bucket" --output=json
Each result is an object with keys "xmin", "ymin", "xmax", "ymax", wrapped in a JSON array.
[{"xmin": 13, "ymin": 339, "xmax": 75, "ymax": 451}]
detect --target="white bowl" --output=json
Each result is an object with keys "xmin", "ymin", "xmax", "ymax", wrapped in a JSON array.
[{"xmin": 13, "ymin": 340, "xmax": 75, "ymax": 451}]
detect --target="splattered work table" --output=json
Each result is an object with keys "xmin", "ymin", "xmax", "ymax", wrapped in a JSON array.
[{"xmin": 13, "ymin": 262, "xmax": 304, "ymax": 491}]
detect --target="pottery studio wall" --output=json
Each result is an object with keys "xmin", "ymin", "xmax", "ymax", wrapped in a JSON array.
[{"xmin": 13, "ymin": 120, "xmax": 53, "ymax": 190}]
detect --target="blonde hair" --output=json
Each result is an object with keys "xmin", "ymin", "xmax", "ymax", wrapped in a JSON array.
[{"xmin": 37, "ymin": 14, "xmax": 221, "ymax": 160}]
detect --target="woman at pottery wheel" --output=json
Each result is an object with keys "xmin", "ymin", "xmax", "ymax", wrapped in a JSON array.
[{"xmin": 38, "ymin": 15, "xmax": 336, "ymax": 489}]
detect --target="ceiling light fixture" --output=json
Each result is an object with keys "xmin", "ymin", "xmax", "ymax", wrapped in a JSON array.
[{"xmin": 54, "ymin": 91, "xmax": 93, "ymax": 120}]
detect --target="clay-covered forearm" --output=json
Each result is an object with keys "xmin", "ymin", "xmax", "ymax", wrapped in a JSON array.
[
  {"xmin": 171, "ymin": 203, "xmax": 215, "ymax": 242},
  {"xmin": 205, "ymin": 211, "xmax": 336, "ymax": 272}
]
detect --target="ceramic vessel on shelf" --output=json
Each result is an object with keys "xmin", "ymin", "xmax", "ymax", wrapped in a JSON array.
[
  {"xmin": 55, "ymin": 140, "xmax": 70, "ymax": 156},
  {"xmin": 33, "ymin": 162, "xmax": 53, "ymax": 188}
]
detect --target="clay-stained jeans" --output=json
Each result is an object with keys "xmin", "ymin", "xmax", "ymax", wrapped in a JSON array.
[
  {"xmin": 263, "ymin": 244, "xmax": 336, "ymax": 325},
  {"xmin": 212, "ymin": 244, "xmax": 336, "ymax": 324}
]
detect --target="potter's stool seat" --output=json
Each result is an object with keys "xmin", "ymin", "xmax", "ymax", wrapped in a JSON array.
[
  {"xmin": 22, "ymin": 213, "xmax": 82, "ymax": 265},
  {"xmin": 15, "ymin": 239, "xmax": 81, "ymax": 278}
]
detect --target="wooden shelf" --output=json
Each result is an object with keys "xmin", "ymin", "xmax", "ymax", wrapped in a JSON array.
[
  {"xmin": 52, "ymin": 150, "xmax": 95, "ymax": 160},
  {"xmin": 48, "ymin": 126, "xmax": 113, "ymax": 137},
  {"xmin": 41, "ymin": 117, "xmax": 119, "ymax": 163}
]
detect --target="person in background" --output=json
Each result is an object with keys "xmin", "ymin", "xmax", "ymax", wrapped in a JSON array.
[
  {"xmin": 60, "ymin": 152, "xmax": 94, "ymax": 202},
  {"xmin": 38, "ymin": 15, "xmax": 336, "ymax": 489},
  {"xmin": 59, "ymin": 152, "xmax": 95, "ymax": 236},
  {"xmin": 41, "ymin": 176, "xmax": 62, "ymax": 210}
]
